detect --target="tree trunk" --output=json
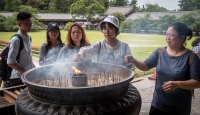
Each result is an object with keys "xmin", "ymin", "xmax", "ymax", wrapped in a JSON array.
[{"xmin": 87, "ymin": 20, "xmax": 90, "ymax": 30}]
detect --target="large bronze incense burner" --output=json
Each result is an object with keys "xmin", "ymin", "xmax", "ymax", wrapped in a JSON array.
[{"xmin": 15, "ymin": 62, "xmax": 141, "ymax": 115}]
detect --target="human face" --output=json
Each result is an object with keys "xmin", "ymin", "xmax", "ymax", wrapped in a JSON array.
[
  {"xmin": 166, "ymin": 27, "xmax": 183, "ymax": 48},
  {"xmin": 71, "ymin": 26, "xmax": 82, "ymax": 43},
  {"xmin": 102, "ymin": 23, "xmax": 116, "ymax": 40},
  {"xmin": 48, "ymin": 28, "xmax": 59, "ymax": 40},
  {"xmin": 19, "ymin": 18, "xmax": 32, "ymax": 33}
]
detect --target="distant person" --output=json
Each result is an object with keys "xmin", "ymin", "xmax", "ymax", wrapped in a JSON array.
[
  {"xmin": 73, "ymin": 15, "xmax": 133, "ymax": 69},
  {"xmin": 125, "ymin": 22, "xmax": 200, "ymax": 115},
  {"xmin": 192, "ymin": 37, "xmax": 200, "ymax": 59},
  {"xmin": 39, "ymin": 22, "xmax": 64, "ymax": 66},
  {"xmin": 5, "ymin": 11, "xmax": 36, "ymax": 87},
  {"xmin": 57, "ymin": 23, "xmax": 90, "ymax": 62}
]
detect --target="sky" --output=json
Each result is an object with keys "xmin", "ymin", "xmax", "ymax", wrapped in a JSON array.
[{"xmin": 132, "ymin": 0, "xmax": 179, "ymax": 11}]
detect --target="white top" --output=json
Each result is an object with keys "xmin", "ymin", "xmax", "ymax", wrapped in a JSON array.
[
  {"xmin": 192, "ymin": 42, "xmax": 200, "ymax": 59},
  {"xmin": 79, "ymin": 39, "xmax": 133, "ymax": 69}
]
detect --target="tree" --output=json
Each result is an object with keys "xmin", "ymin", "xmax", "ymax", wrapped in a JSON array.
[
  {"xmin": 37, "ymin": 0, "xmax": 50, "ymax": 12},
  {"xmin": 0, "ymin": 15, "xmax": 6, "ymax": 31},
  {"xmin": 155, "ymin": 15, "xmax": 176, "ymax": 33},
  {"xmin": 70, "ymin": 0, "xmax": 105, "ymax": 29},
  {"xmin": 111, "ymin": 12, "xmax": 126, "ymax": 26},
  {"xmin": 26, "ymin": 0, "xmax": 43, "ymax": 9},
  {"xmin": 177, "ymin": 10, "xmax": 200, "ymax": 35},
  {"xmin": 64, "ymin": 22, "xmax": 73, "ymax": 30},
  {"xmin": 120, "ymin": 19, "xmax": 135, "ymax": 33},
  {"xmin": 143, "ymin": 3, "xmax": 168, "ymax": 12},
  {"xmin": 132, "ymin": 14, "xmax": 154, "ymax": 32},
  {"xmin": 50, "ymin": 0, "xmax": 69, "ymax": 13},
  {"xmin": 0, "ymin": 0, "xmax": 6, "ymax": 11},
  {"xmin": 98, "ymin": 0, "xmax": 109, "ymax": 9},
  {"xmin": 109, "ymin": 0, "xmax": 128, "ymax": 7},
  {"xmin": 178, "ymin": 0, "xmax": 200, "ymax": 11},
  {"xmin": 4, "ymin": 0, "xmax": 23, "ymax": 12},
  {"xmin": 129, "ymin": 0, "xmax": 140, "ymax": 12},
  {"xmin": 3, "ymin": 5, "xmax": 42, "ymax": 31}
]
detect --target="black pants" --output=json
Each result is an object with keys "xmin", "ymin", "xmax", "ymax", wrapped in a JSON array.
[
  {"xmin": 4, "ymin": 78, "xmax": 24, "ymax": 88},
  {"xmin": 149, "ymin": 105, "xmax": 169, "ymax": 115}
]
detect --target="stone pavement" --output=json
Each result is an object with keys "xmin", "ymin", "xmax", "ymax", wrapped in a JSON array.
[{"xmin": 131, "ymin": 75, "xmax": 200, "ymax": 115}]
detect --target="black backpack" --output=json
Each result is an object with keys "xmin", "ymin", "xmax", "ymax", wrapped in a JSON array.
[{"xmin": 0, "ymin": 34, "xmax": 24, "ymax": 81}]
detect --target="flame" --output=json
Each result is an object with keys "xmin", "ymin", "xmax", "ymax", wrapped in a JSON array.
[{"xmin": 71, "ymin": 66, "xmax": 82, "ymax": 75}]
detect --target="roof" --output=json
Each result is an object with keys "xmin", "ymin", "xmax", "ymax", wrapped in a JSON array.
[
  {"xmin": 38, "ymin": 13, "xmax": 72, "ymax": 21},
  {"xmin": 0, "ymin": 12, "xmax": 14, "ymax": 17},
  {"xmin": 126, "ymin": 11, "xmax": 192, "ymax": 20},
  {"xmin": 104, "ymin": 6, "xmax": 134, "ymax": 16},
  {"xmin": 0, "ymin": 12, "xmax": 104, "ymax": 21}
]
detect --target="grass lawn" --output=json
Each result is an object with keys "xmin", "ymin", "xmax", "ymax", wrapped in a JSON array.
[{"xmin": 0, "ymin": 30, "xmax": 197, "ymax": 61}]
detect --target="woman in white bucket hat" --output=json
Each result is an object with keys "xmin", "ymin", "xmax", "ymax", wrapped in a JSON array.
[{"xmin": 73, "ymin": 15, "xmax": 133, "ymax": 69}]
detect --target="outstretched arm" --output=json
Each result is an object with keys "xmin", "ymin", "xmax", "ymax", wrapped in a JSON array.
[{"xmin": 125, "ymin": 55, "xmax": 149, "ymax": 71}]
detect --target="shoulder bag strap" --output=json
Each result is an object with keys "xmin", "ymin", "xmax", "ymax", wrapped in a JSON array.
[
  {"xmin": 188, "ymin": 52, "xmax": 196, "ymax": 66},
  {"xmin": 158, "ymin": 47, "xmax": 164, "ymax": 57},
  {"xmin": 97, "ymin": 41, "xmax": 101, "ymax": 62}
]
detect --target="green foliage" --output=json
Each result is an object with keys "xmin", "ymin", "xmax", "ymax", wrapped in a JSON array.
[
  {"xmin": 143, "ymin": 3, "xmax": 168, "ymax": 12},
  {"xmin": 120, "ymin": 19, "xmax": 135, "ymax": 33},
  {"xmin": 50, "ymin": 0, "xmax": 71, "ymax": 13},
  {"xmin": 120, "ymin": 14, "xmax": 154, "ymax": 33},
  {"xmin": 177, "ymin": 10, "xmax": 200, "ymax": 35},
  {"xmin": 111, "ymin": 12, "xmax": 126, "ymax": 25},
  {"xmin": 64, "ymin": 22, "xmax": 73, "ymax": 30},
  {"xmin": 155, "ymin": 15, "xmax": 176, "ymax": 31},
  {"xmin": 70, "ymin": 0, "xmax": 105, "ymax": 18},
  {"xmin": 2, "ymin": 5, "xmax": 42, "ymax": 31},
  {"xmin": 4, "ymin": 0, "xmax": 23, "ymax": 12},
  {"xmin": 133, "ymin": 14, "xmax": 153, "ymax": 30},
  {"xmin": 4, "ymin": 13, "xmax": 19, "ymax": 31},
  {"xmin": 70, "ymin": 0, "xmax": 105, "ymax": 29},
  {"xmin": 0, "ymin": 15, "xmax": 6, "ymax": 31},
  {"xmin": 129, "ymin": 0, "xmax": 140, "ymax": 11},
  {"xmin": 0, "ymin": 0, "xmax": 6, "ymax": 11},
  {"xmin": 178, "ymin": 0, "xmax": 200, "ymax": 11},
  {"xmin": 98, "ymin": 0, "xmax": 109, "ymax": 9},
  {"xmin": 109, "ymin": 0, "xmax": 128, "ymax": 7}
]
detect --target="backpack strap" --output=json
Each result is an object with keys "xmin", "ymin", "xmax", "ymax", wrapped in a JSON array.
[
  {"xmin": 124, "ymin": 43, "xmax": 128, "ymax": 58},
  {"xmin": 158, "ymin": 47, "xmax": 164, "ymax": 57},
  {"xmin": 97, "ymin": 41, "xmax": 101, "ymax": 62},
  {"xmin": 188, "ymin": 52, "xmax": 196, "ymax": 66},
  {"xmin": 11, "ymin": 34, "xmax": 24, "ymax": 63}
]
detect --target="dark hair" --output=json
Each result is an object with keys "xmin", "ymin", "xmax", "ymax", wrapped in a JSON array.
[
  {"xmin": 45, "ymin": 31, "xmax": 63, "ymax": 55},
  {"xmin": 17, "ymin": 12, "xmax": 32, "ymax": 22},
  {"xmin": 100, "ymin": 22, "xmax": 118, "ymax": 36},
  {"xmin": 67, "ymin": 23, "xmax": 90, "ymax": 48},
  {"xmin": 169, "ymin": 22, "xmax": 193, "ymax": 43},
  {"xmin": 192, "ymin": 38, "xmax": 200, "ymax": 47}
]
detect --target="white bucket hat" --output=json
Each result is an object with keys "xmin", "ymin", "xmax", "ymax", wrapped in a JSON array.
[{"xmin": 98, "ymin": 15, "xmax": 120, "ymax": 35}]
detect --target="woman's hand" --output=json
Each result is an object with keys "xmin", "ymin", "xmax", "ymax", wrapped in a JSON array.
[
  {"xmin": 125, "ymin": 55, "xmax": 135, "ymax": 63},
  {"xmin": 162, "ymin": 81, "xmax": 179, "ymax": 93}
]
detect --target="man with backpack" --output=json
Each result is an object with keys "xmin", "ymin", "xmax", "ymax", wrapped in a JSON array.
[{"xmin": 3, "ymin": 11, "xmax": 35, "ymax": 87}]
